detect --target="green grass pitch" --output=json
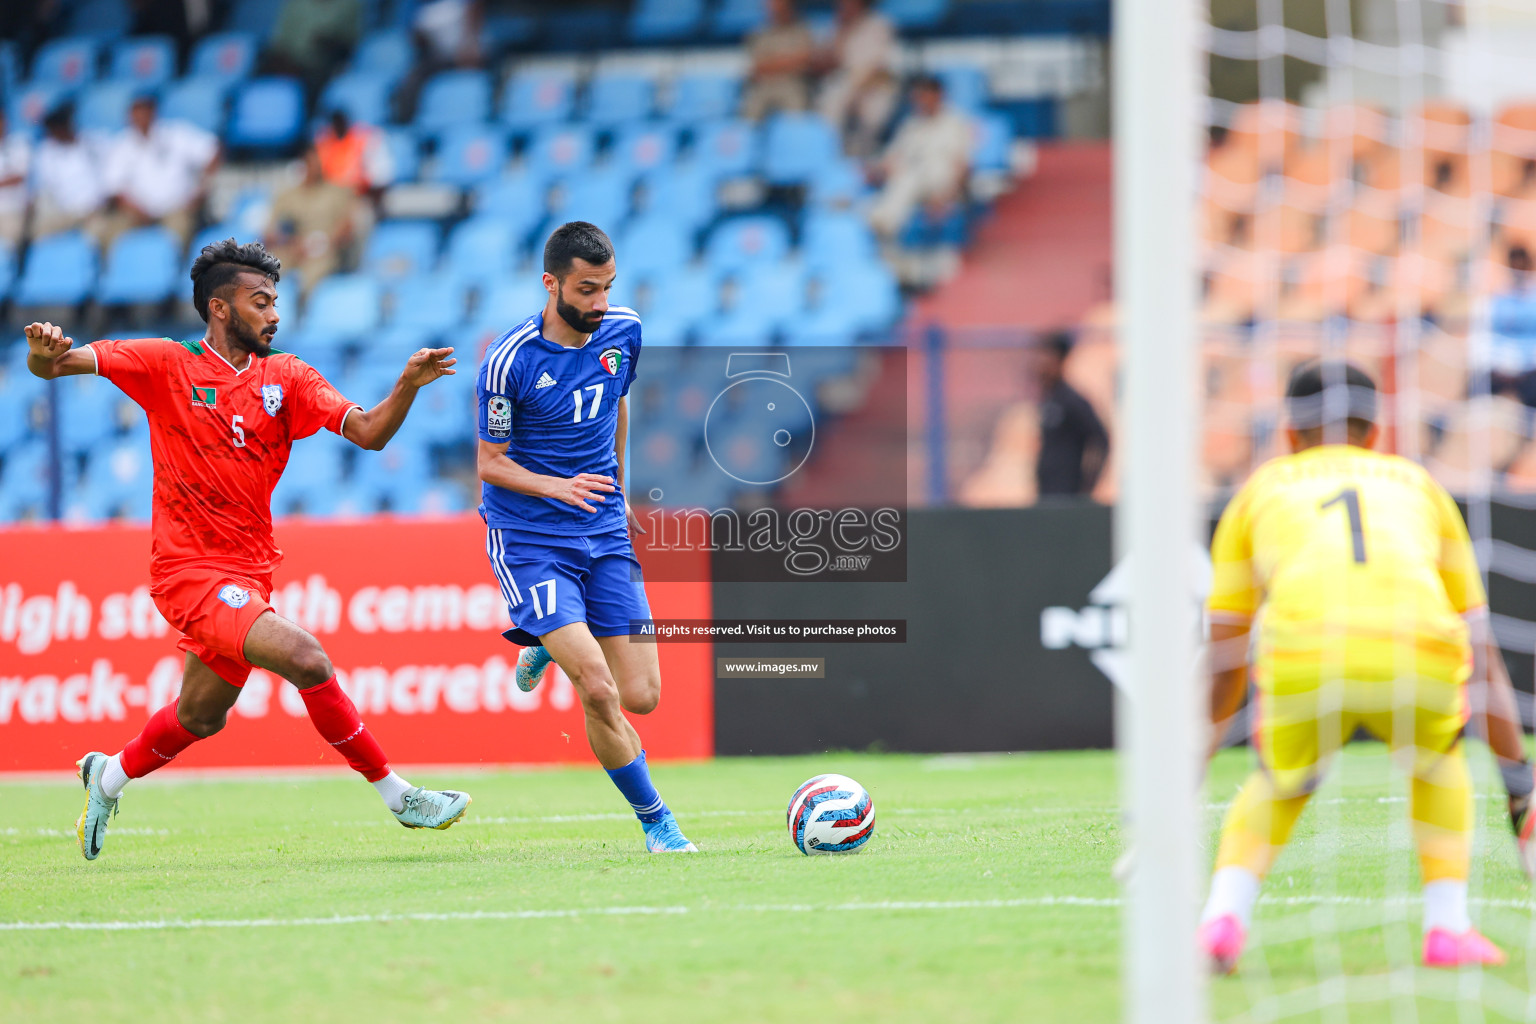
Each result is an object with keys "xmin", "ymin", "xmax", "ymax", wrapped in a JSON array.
[{"xmin": 2, "ymin": 747, "xmax": 1535, "ymax": 1023}]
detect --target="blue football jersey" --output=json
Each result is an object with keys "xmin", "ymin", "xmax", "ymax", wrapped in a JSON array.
[{"xmin": 476, "ymin": 308, "xmax": 641, "ymax": 535}]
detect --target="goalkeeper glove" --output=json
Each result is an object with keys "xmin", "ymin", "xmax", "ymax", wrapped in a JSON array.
[{"xmin": 1501, "ymin": 759, "xmax": 1536, "ymax": 879}]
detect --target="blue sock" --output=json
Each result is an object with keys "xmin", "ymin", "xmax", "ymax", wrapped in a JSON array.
[{"xmin": 605, "ymin": 750, "xmax": 668, "ymax": 824}]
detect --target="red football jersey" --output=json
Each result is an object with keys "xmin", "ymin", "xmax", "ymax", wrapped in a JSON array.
[{"xmin": 89, "ymin": 336, "xmax": 360, "ymax": 580}]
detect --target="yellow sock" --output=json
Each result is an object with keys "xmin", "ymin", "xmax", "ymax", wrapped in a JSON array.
[
  {"xmin": 1215, "ymin": 770, "xmax": 1312, "ymax": 877},
  {"xmin": 1411, "ymin": 745, "xmax": 1472, "ymax": 884}
]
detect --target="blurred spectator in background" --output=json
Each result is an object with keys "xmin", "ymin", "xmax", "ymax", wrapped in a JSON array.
[
  {"xmin": 817, "ymin": 0, "xmax": 900, "ymax": 157},
  {"xmin": 315, "ymin": 109, "xmax": 396, "ymax": 201},
  {"xmin": 867, "ymin": 75, "xmax": 972, "ymax": 240},
  {"xmin": 1032, "ymin": 331, "xmax": 1108, "ymax": 499},
  {"xmin": 0, "ymin": 108, "xmax": 32, "ymax": 249},
  {"xmin": 266, "ymin": 0, "xmax": 362, "ymax": 94},
  {"xmin": 100, "ymin": 94, "xmax": 220, "ymax": 246},
  {"xmin": 265, "ymin": 145, "xmax": 364, "ymax": 297},
  {"xmin": 1490, "ymin": 246, "xmax": 1536, "ymax": 405},
  {"xmin": 741, "ymin": 0, "xmax": 816, "ymax": 121},
  {"xmin": 32, "ymin": 103, "xmax": 107, "ymax": 240},
  {"xmin": 394, "ymin": 0, "xmax": 485, "ymax": 122}
]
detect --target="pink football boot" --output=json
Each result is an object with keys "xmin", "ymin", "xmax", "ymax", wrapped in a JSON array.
[
  {"xmin": 1422, "ymin": 928, "xmax": 1506, "ymax": 968},
  {"xmin": 1198, "ymin": 914, "xmax": 1246, "ymax": 975}
]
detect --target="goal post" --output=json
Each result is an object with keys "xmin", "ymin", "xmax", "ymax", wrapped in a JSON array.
[{"xmin": 1113, "ymin": 0, "xmax": 1206, "ymax": 1021}]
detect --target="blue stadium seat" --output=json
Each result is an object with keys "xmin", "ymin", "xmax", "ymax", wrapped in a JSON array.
[
  {"xmin": 33, "ymin": 38, "xmax": 98, "ymax": 88},
  {"xmin": 934, "ymin": 65, "xmax": 989, "ymax": 112},
  {"xmin": 109, "ymin": 36, "xmax": 176, "ymax": 87},
  {"xmin": 0, "ymin": 243, "xmax": 15, "ymax": 300},
  {"xmin": 185, "ymin": 223, "xmax": 240, "ymax": 270},
  {"xmin": 586, "ymin": 72, "xmax": 656, "ymax": 128},
  {"xmin": 784, "ymin": 303, "xmax": 863, "ymax": 346},
  {"xmin": 524, "ymin": 125, "xmax": 595, "ymax": 182},
  {"xmin": 226, "ymin": 77, "xmax": 305, "ymax": 150},
  {"xmin": 229, "ymin": 0, "xmax": 285, "ymax": 39},
  {"xmin": 85, "ymin": 433, "xmax": 152, "ymax": 506},
  {"xmin": 270, "ymin": 433, "xmax": 348, "ymax": 515},
  {"xmin": 762, "ymin": 113, "xmax": 839, "ymax": 185},
  {"xmin": 807, "ymin": 159, "xmax": 869, "ymax": 208},
  {"xmin": 647, "ymin": 264, "xmax": 720, "ymax": 331},
  {"xmin": 637, "ymin": 162, "xmax": 717, "ymax": 232},
  {"xmin": 415, "ymin": 70, "xmax": 492, "ymax": 133},
  {"xmin": 364, "ymin": 220, "xmax": 440, "ymax": 280},
  {"xmin": 879, "ymin": 0, "xmax": 950, "ymax": 30},
  {"xmin": 704, "ymin": 216, "xmax": 790, "ymax": 271},
  {"xmin": 9, "ymin": 83, "xmax": 68, "ymax": 137},
  {"xmin": 500, "ymin": 70, "xmax": 575, "ymax": 130},
  {"xmin": 390, "ymin": 274, "xmax": 468, "ymax": 334},
  {"xmin": 430, "ymin": 124, "xmax": 508, "ymax": 186},
  {"xmin": 611, "ymin": 125, "xmax": 677, "ymax": 177},
  {"xmin": 0, "ymin": 42, "xmax": 18, "ymax": 92},
  {"xmin": 444, "ymin": 216, "xmax": 521, "ymax": 286},
  {"xmin": 801, "ymin": 211, "xmax": 879, "ymax": 265},
  {"xmin": 832, "ymin": 264, "xmax": 901, "ymax": 333},
  {"xmin": 697, "ymin": 308, "xmax": 775, "ymax": 348},
  {"xmin": 665, "ymin": 72, "xmax": 739, "ymax": 122},
  {"xmin": 972, "ymin": 111, "xmax": 1013, "ymax": 173},
  {"xmin": 16, "ymin": 233, "xmax": 97, "ymax": 306},
  {"xmin": 57, "ymin": 375, "xmax": 118, "ymax": 455},
  {"xmin": 352, "ymin": 437, "xmax": 431, "ymax": 502},
  {"xmin": 473, "ymin": 171, "xmax": 549, "ymax": 244},
  {"xmin": 76, "ymin": 80, "xmax": 138, "ymax": 133},
  {"xmin": 475, "ymin": 278, "xmax": 553, "ymax": 330},
  {"xmin": 731, "ymin": 261, "xmax": 808, "ymax": 328},
  {"xmin": 693, "ymin": 119, "xmax": 758, "ymax": 179},
  {"xmin": 541, "ymin": 10, "xmax": 623, "ymax": 51},
  {"xmin": 320, "ymin": 72, "xmax": 392, "ymax": 127},
  {"xmin": 99, "ymin": 227, "xmax": 179, "ymax": 304},
  {"xmin": 617, "ymin": 216, "xmax": 693, "ymax": 277},
  {"xmin": 545, "ymin": 170, "xmax": 633, "ymax": 234},
  {"xmin": 350, "ymin": 30, "xmax": 414, "ymax": 87},
  {"xmin": 710, "ymin": 0, "xmax": 766, "ymax": 39},
  {"xmin": 303, "ymin": 274, "xmax": 384, "ymax": 339},
  {"xmin": 66, "ymin": 0, "xmax": 132, "ymax": 41},
  {"xmin": 190, "ymin": 33, "xmax": 257, "ymax": 85},
  {"xmin": 383, "ymin": 129, "xmax": 421, "ymax": 181},
  {"xmin": 628, "ymin": 0, "xmax": 706, "ymax": 43},
  {"xmin": 161, "ymin": 77, "xmax": 228, "ymax": 133}
]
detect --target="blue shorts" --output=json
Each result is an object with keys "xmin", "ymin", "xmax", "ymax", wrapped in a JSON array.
[{"xmin": 484, "ymin": 527, "xmax": 652, "ymax": 646}]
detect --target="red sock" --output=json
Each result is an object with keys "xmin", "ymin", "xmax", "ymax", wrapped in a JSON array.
[
  {"xmin": 299, "ymin": 677, "xmax": 390, "ymax": 782},
  {"xmin": 119, "ymin": 701, "xmax": 200, "ymax": 778}
]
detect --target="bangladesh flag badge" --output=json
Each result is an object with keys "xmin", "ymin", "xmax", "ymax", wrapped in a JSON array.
[
  {"xmin": 191, "ymin": 385, "xmax": 217, "ymax": 408},
  {"xmin": 599, "ymin": 347, "xmax": 623, "ymax": 376}
]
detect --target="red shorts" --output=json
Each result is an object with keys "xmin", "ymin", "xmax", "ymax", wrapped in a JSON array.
[{"xmin": 150, "ymin": 567, "xmax": 273, "ymax": 686}]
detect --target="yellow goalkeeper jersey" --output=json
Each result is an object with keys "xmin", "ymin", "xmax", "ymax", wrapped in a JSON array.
[{"xmin": 1208, "ymin": 444, "xmax": 1484, "ymax": 687}]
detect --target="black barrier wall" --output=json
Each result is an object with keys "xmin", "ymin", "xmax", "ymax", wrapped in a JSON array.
[{"xmin": 712, "ymin": 505, "xmax": 1117, "ymax": 754}]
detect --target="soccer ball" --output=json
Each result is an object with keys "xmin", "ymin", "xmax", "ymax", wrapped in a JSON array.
[{"xmin": 786, "ymin": 774, "xmax": 875, "ymax": 855}]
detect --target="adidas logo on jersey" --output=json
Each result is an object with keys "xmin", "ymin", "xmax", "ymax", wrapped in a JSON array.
[{"xmin": 534, "ymin": 372, "xmax": 558, "ymax": 389}]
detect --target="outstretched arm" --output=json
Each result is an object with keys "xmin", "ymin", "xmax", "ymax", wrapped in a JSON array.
[
  {"xmin": 342, "ymin": 346, "xmax": 455, "ymax": 451},
  {"xmin": 24, "ymin": 322, "xmax": 97, "ymax": 379}
]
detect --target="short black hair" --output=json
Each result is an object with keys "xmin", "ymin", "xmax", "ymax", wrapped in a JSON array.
[
  {"xmin": 1285, "ymin": 359, "xmax": 1377, "ymax": 433},
  {"xmin": 190, "ymin": 239, "xmax": 282, "ymax": 322},
  {"xmin": 910, "ymin": 73, "xmax": 944, "ymax": 94},
  {"xmin": 43, "ymin": 102, "xmax": 74, "ymax": 133},
  {"xmin": 1511, "ymin": 245, "xmax": 1532, "ymax": 273},
  {"xmin": 544, "ymin": 221, "xmax": 614, "ymax": 279},
  {"xmin": 1041, "ymin": 329, "xmax": 1073, "ymax": 360}
]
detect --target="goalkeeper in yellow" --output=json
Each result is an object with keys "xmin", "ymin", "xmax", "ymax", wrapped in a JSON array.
[{"xmin": 1197, "ymin": 360, "xmax": 1535, "ymax": 973}]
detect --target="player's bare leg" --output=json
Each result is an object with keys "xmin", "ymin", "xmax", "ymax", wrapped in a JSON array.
[
  {"xmin": 243, "ymin": 612, "xmax": 471, "ymax": 828},
  {"xmin": 542, "ymin": 622, "xmax": 695, "ymax": 852}
]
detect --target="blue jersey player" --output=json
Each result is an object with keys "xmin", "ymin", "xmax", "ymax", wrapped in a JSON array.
[{"xmin": 475, "ymin": 222, "xmax": 695, "ymax": 853}]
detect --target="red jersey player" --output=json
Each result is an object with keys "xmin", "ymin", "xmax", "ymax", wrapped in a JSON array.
[{"xmin": 25, "ymin": 239, "xmax": 472, "ymax": 859}]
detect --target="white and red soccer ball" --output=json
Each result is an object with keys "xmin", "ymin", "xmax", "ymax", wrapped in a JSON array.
[{"xmin": 787, "ymin": 774, "xmax": 875, "ymax": 855}]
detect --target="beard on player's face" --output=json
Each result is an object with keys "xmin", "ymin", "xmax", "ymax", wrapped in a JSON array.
[
  {"xmin": 230, "ymin": 306, "xmax": 275, "ymax": 356},
  {"xmin": 555, "ymin": 283, "xmax": 604, "ymax": 335}
]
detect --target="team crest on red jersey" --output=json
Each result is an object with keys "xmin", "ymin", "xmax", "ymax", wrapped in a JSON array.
[
  {"xmin": 262, "ymin": 384, "xmax": 284, "ymax": 416},
  {"xmin": 599, "ymin": 347, "xmax": 623, "ymax": 375}
]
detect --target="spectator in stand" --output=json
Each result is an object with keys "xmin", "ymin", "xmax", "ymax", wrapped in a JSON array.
[
  {"xmin": 393, "ymin": 0, "xmax": 485, "ymax": 122},
  {"xmin": 0, "ymin": 108, "xmax": 32, "ymax": 249},
  {"xmin": 1032, "ymin": 331, "xmax": 1108, "ymax": 500},
  {"xmin": 264, "ymin": 144, "xmax": 365, "ymax": 297},
  {"xmin": 741, "ymin": 0, "xmax": 816, "ymax": 121},
  {"xmin": 315, "ymin": 109, "xmax": 396, "ymax": 201},
  {"xmin": 31, "ymin": 103, "xmax": 107, "ymax": 241},
  {"xmin": 266, "ymin": 0, "xmax": 363, "ymax": 94},
  {"xmin": 866, "ymin": 75, "xmax": 973, "ymax": 241},
  {"xmin": 1490, "ymin": 246, "xmax": 1536, "ymax": 406},
  {"xmin": 816, "ymin": 0, "xmax": 900, "ymax": 158},
  {"xmin": 100, "ymin": 94, "xmax": 220, "ymax": 246}
]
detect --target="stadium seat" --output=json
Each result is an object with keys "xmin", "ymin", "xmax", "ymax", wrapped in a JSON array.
[
  {"xmin": 0, "ymin": 242, "xmax": 15, "ymax": 300},
  {"xmin": 8, "ymin": 82, "xmax": 68, "ymax": 137},
  {"xmin": 934, "ymin": 65, "xmax": 988, "ymax": 112},
  {"xmin": 98, "ymin": 227, "xmax": 179, "ymax": 305},
  {"xmin": 303, "ymin": 274, "xmax": 383, "ymax": 339},
  {"xmin": 731, "ymin": 261, "xmax": 809, "ymax": 329},
  {"xmin": 320, "ymin": 73, "xmax": 392, "ymax": 127},
  {"xmin": 611, "ymin": 125, "xmax": 678, "ymax": 177},
  {"xmin": 66, "ymin": 0, "xmax": 132, "ymax": 41},
  {"xmin": 705, "ymin": 216, "xmax": 791, "ymax": 271},
  {"xmin": 647, "ymin": 264, "xmax": 721, "ymax": 330},
  {"xmin": 228, "ymin": 0, "xmax": 285, "ymax": 39},
  {"xmin": 879, "ymin": 0, "xmax": 950, "ymax": 29},
  {"xmin": 500, "ymin": 70, "xmax": 576, "ymax": 130},
  {"xmin": 475, "ymin": 278, "xmax": 553, "ymax": 330},
  {"xmin": 430, "ymin": 124, "xmax": 508, "ymax": 186},
  {"xmin": 56, "ymin": 375, "xmax": 118, "ymax": 455},
  {"xmin": 76, "ymin": 80, "xmax": 138, "ymax": 133},
  {"xmin": 0, "ymin": 42, "xmax": 17, "ymax": 92},
  {"xmin": 190, "ymin": 33, "xmax": 256, "ymax": 85},
  {"xmin": 545, "ymin": 170, "xmax": 634, "ymax": 234},
  {"xmin": 389, "ymin": 274, "xmax": 469, "ymax": 334},
  {"xmin": 586, "ymin": 72, "xmax": 656, "ymax": 128},
  {"xmin": 524, "ymin": 125, "xmax": 596, "ymax": 181},
  {"xmin": 801, "ymin": 211, "xmax": 879, "ymax": 265},
  {"xmin": 710, "ymin": 0, "xmax": 766, "ymax": 39},
  {"xmin": 617, "ymin": 216, "xmax": 693, "ymax": 277},
  {"xmin": 807, "ymin": 159, "xmax": 870, "ymax": 208},
  {"xmin": 444, "ymin": 216, "xmax": 522, "ymax": 286},
  {"xmin": 665, "ymin": 72, "xmax": 740, "ymax": 122},
  {"xmin": 637, "ymin": 162, "xmax": 718, "ymax": 232},
  {"xmin": 972, "ymin": 112, "xmax": 1013, "ymax": 173},
  {"xmin": 226, "ymin": 77, "xmax": 305, "ymax": 150},
  {"xmin": 382, "ymin": 129, "xmax": 421, "ymax": 181},
  {"xmin": 762, "ymin": 113, "xmax": 839, "ymax": 186},
  {"xmin": 32, "ymin": 38, "xmax": 98, "ymax": 88},
  {"xmin": 350, "ymin": 30, "xmax": 414, "ymax": 87},
  {"xmin": 15, "ymin": 232, "xmax": 97, "ymax": 306},
  {"xmin": 834, "ymin": 264, "xmax": 902, "ymax": 333},
  {"xmin": 784, "ymin": 302, "xmax": 863, "ymax": 347},
  {"xmin": 693, "ymin": 119, "xmax": 759, "ymax": 179},
  {"xmin": 415, "ymin": 70, "xmax": 492, "ymax": 133},
  {"xmin": 161, "ymin": 77, "xmax": 227, "ymax": 133},
  {"xmin": 109, "ymin": 36, "xmax": 176, "ymax": 87},
  {"xmin": 541, "ymin": 10, "xmax": 623, "ymax": 51},
  {"xmin": 364, "ymin": 220, "xmax": 440, "ymax": 280},
  {"xmin": 473, "ymin": 169, "xmax": 549, "ymax": 239},
  {"xmin": 628, "ymin": 0, "xmax": 707, "ymax": 43}
]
